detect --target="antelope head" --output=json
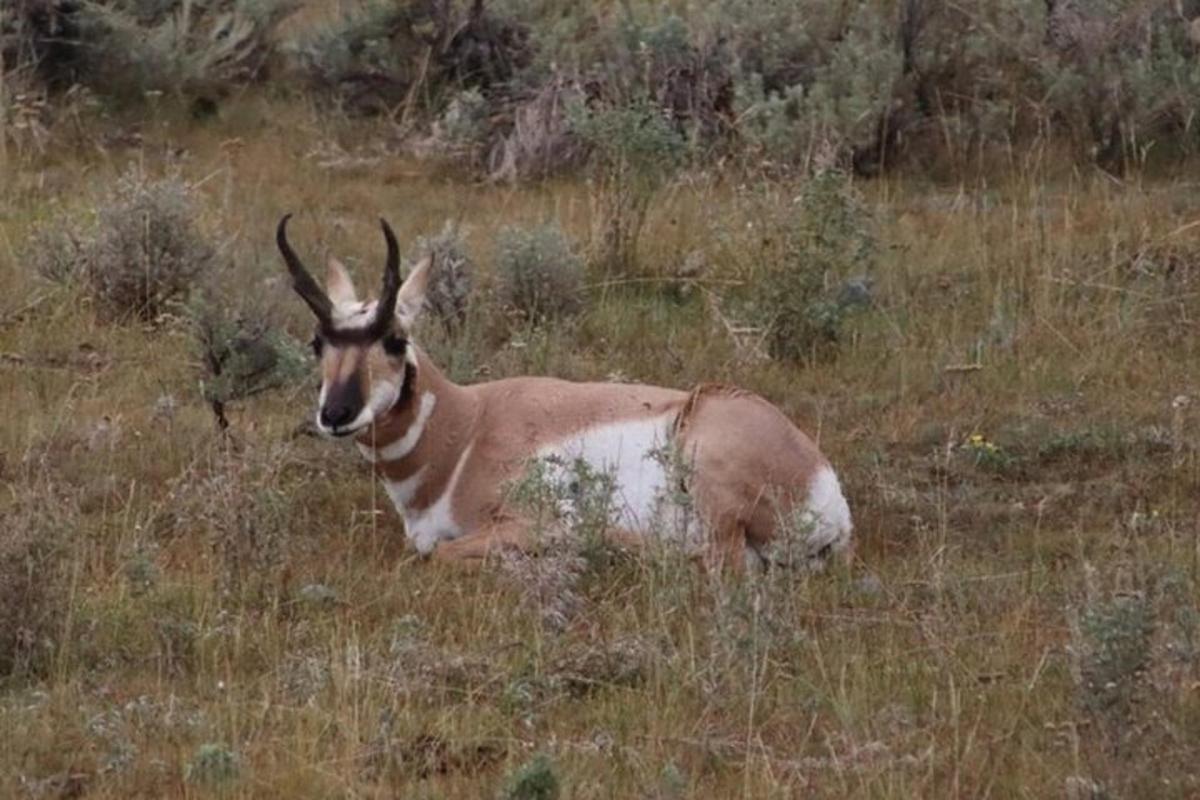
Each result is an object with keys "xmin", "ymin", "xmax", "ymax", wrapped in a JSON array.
[{"xmin": 276, "ymin": 215, "xmax": 431, "ymax": 437}]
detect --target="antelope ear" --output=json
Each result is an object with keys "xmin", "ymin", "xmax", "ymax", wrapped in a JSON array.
[
  {"xmin": 395, "ymin": 254, "xmax": 432, "ymax": 329},
  {"xmin": 326, "ymin": 258, "xmax": 358, "ymax": 306}
]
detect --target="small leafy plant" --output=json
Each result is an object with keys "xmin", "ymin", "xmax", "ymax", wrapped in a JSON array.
[
  {"xmin": 963, "ymin": 433, "xmax": 1015, "ymax": 473},
  {"xmin": 499, "ymin": 751, "xmax": 559, "ymax": 800},
  {"xmin": 186, "ymin": 742, "xmax": 240, "ymax": 786}
]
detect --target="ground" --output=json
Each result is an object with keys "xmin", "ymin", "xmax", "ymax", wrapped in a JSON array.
[{"xmin": 1, "ymin": 93, "xmax": 1198, "ymax": 798}]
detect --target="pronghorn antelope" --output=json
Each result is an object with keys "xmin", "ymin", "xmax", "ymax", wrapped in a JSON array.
[{"xmin": 277, "ymin": 215, "xmax": 852, "ymax": 569}]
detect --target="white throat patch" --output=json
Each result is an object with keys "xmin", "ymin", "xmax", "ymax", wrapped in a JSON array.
[{"xmin": 357, "ymin": 391, "xmax": 437, "ymax": 463}]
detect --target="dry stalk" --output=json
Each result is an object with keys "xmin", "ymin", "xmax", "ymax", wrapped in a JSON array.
[{"xmin": 703, "ymin": 287, "xmax": 769, "ymax": 363}]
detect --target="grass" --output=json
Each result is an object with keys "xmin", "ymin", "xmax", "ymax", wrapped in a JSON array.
[{"xmin": 1, "ymin": 90, "xmax": 1199, "ymax": 799}]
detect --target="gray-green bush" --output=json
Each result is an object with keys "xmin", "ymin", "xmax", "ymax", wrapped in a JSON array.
[
  {"xmin": 89, "ymin": 170, "xmax": 213, "ymax": 320},
  {"xmin": 743, "ymin": 169, "xmax": 876, "ymax": 362},
  {"xmin": 4, "ymin": 0, "xmax": 293, "ymax": 103},
  {"xmin": 191, "ymin": 298, "xmax": 308, "ymax": 430},
  {"xmin": 1076, "ymin": 594, "xmax": 1153, "ymax": 715},
  {"xmin": 492, "ymin": 0, "xmax": 1200, "ymax": 174},
  {"xmin": 494, "ymin": 222, "xmax": 582, "ymax": 323},
  {"xmin": 407, "ymin": 220, "xmax": 476, "ymax": 333},
  {"xmin": 292, "ymin": 0, "xmax": 529, "ymax": 117},
  {"xmin": 26, "ymin": 169, "xmax": 213, "ymax": 320}
]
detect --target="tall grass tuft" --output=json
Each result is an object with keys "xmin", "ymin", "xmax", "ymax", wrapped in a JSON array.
[{"xmin": 0, "ymin": 479, "xmax": 78, "ymax": 678}]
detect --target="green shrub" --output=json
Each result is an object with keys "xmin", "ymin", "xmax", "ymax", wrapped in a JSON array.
[
  {"xmin": 293, "ymin": 0, "xmax": 529, "ymax": 116},
  {"xmin": 290, "ymin": 0, "xmax": 421, "ymax": 115},
  {"xmin": 1076, "ymin": 595, "xmax": 1153, "ymax": 715},
  {"xmin": 500, "ymin": 454, "xmax": 621, "ymax": 631},
  {"xmin": 79, "ymin": 0, "xmax": 295, "ymax": 100},
  {"xmin": 506, "ymin": 455, "xmax": 616, "ymax": 545},
  {"xmin": 494, "ymin": 222, "xmax": 582, "ymax": 323},
  {"xmin": 162, "ymin": 445, "xmax": 301, "ymax": 600},
  {"xmin": 24, "ymin": 168, "xmax": 212, "ymax": 319},
  {"xmin": 0, "ymin": 69, "xmax": 53, "ymax": 160},
  {"xmin": 743, "ymin": 169, "xmax": 876, "ymax": 362},
  {"xmin": 426, "ymin": 87, "xmax": 491, "ymax": 163},
  {"xmin": 776, "ymin": 5, "xmax": 902, "ymax": 171},
  {"xmin": 25, "ymin": 209, "xmax": 92, "ymax": 285},
  {"xmin": 191, "ymin": 297, "xmax": 308, "ymax": 430},
  {"xmin": 4, "ymin": 0, "xmax": 293, "ymax": 104},
  {"xmin": 571, "ymin": 97, "xmax": 685, "ymax": 275},
  {"xmin": 1039, "ymin": 0, "xmax": 1200, "ymax": 167},
  {"xmin": 185, "ymin": 742, "xmax": 240, "ymax": 786},
  {"xmin": 499, "ymin": 752, "xmax": 559, "ymax": 800}
]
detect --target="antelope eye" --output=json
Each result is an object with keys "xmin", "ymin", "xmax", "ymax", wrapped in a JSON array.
[
  {"xmin": 310, "ymin": 336, "xmax": 324, "ymax": 358},
  {"xmin": 381, "ymin": 333, "xmax": 407, "ymax": 357}
]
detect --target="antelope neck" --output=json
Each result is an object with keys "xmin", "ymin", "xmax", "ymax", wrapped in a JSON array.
[{"xmin": 356, "ymin": 349, "xmax": 479, "ymax": 475}]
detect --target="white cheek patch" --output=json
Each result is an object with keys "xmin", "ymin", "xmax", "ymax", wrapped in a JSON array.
[{"xmin": 341, "ymin": 378, "xmax": 401, "ymax": 433}]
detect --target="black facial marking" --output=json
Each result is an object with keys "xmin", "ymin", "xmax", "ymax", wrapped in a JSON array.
[
  {"xmin": 396, "ymin": 361, "xmax": 416, "ymax": 410},
  {"xmin": 321, "ymin": 376, "xmax": 365, "ymax": 433},
  {"xmin": 310, "ymin": 334, "xmax": 324, "ymax": 358},
  {"xmin": 382, "ymin": 333, "xmax": 408, "ymax": 357},
  {"xmin": 319, "ymin": 314, "xmax": 395, "ymax": 347}
]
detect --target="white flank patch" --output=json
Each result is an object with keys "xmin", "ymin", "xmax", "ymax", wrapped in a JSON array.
[
  {"xmin": 404, "ymin": 442, "xmax": 473, "ymax": 554},
  {"xmin": 803, "ymin": 465, "xmax": 853, "ymax": 557},
  {"xmin": 357, "ymin": 391, "xmax": 436, "ymax": 463},
  {"xmin": 538, "ymin": 415, "xmax": 697, "ymax": 543}
]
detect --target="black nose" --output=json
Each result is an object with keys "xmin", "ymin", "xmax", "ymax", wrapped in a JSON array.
[{"xmin": 320, "ymin": 403, "xmax": 356, "ymax": 430}]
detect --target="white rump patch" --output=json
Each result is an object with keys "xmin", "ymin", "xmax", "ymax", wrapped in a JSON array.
[
  {"xmin": 751, "ymin": 464, "xmax": 852, "ymax": 571},
  {"xmin": 802, "ymin": 465, "xmax": 853, "ymax": 561}
]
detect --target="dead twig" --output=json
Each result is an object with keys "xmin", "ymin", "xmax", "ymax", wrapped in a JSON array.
[
  {"xmin": 0, "ymin": 289, "xmax": 60, "ymax": 330},
  {"xmin": 702, "ymin": 287, "xmax": 769, "ymax": 363}
]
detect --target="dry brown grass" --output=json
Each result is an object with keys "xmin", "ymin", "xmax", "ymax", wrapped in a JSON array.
[{"xmin": 0, "ymin": 92, "xmax": 1198, "ymax": 799}]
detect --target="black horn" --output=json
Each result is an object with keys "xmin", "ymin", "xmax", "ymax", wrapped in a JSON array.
[
  {"xmin": 374, "ymin": 218, "xmax": 401, "ymax": 325},
  {"xmin": 276, "ymin": 214, "xmax": 333, "ymax": 323}
]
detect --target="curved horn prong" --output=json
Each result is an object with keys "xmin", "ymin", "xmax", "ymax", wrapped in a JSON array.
[
  {"xmin": 374, "ymin": 218, "xmax": 401, "ymax": 324},
  {"xmin": 276, "ymin": 214, "xmax": 333, "ymax": 323}
]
